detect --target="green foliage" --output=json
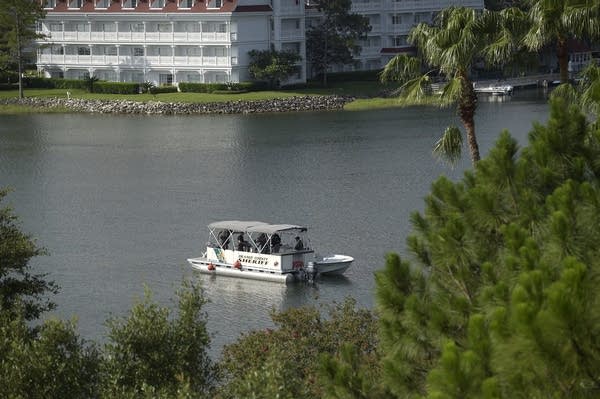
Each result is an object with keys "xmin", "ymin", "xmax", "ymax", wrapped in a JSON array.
[
  {"xmin": 0, "ymin": 306, "xmax": 99, "ymax": 399},
  {"xmin": 84, "ymin": 75, "xmax": 99, "ymax": 93},
  {"xmin": 520, "ymin": 0, "xmax": 600, "ymax": 83},
  {"xmin": 433, "ymin": 125, "xmax": 464, "ymax": 167},
  {"xmin": 93, "ymin": 81, "xmax": 141, "ymax": 94},
  {"xmin": 100, "ymin": 281, "xmax": 217, "ymax": 398},
  {"xmin": 23, "ymin": 77, "xmax": 88, "ymax": 90},
  {"xmin": 306, "ymin": 0, "xmax": 371, "ymax": 85},
  {"xmin": 149, "ymin": 85, "xmax": 178, "ymax": 95},
  {"xmin": 380, "ymin": 7, "xmax": 516, "ymax": 165},
  {"xmin": 0, "ymin": 188, "xmax": 57, "ymax": 321},
  {"xmin": 0, "ymin": 0, "xmax": 46, "ymax": 98},
  {"xmin": 178, "ymin": 82, "xmax": 230, "ymax": 93},
  {"xmin": 248, "ymin": 49, "xmax": 301, "ymax": 88},
  {"xmin": 374, "ymin": 98, "xmax": 600, "ymax": 398},
  {"xmin": 218, "ymin": 298, "xmax": 378, "ymax": 399}
]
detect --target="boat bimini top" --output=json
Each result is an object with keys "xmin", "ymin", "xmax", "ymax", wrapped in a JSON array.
[{"xmin": 207, "ymin": 220, "xmax": 310, "ymax": 254}]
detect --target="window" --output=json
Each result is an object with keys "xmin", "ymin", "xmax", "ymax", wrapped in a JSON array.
[
  {"xmin": 44, "ymin": 0, "xmax": 56, "ymax": 8},
  {"xmin": 207, "ymin": 0, "xmax": 222, "ymax": 8},
  {"xmin": 159, "ymin": 73, "xmax": 173, "ymax": 85},
  {"xmin": 391, "ymin": 15, "xmax": 403, "ymax": 25},
  {"xmin": 180, "ymin": 0, "xmax": 193, "ymax": 8},
  {"xmin": 49, "ymin": 23, "xmax": 62, "ymax": 32},
  {"xmin": 151, "ymin": 0, "xmax": 165, "ymax": 8},
  {"xmin": 392, "ymin": 35, "xmax": 408, "ymax": 47},
  {"xmin": 158, "ymin": 23, "xmax": 171, "ymax": 32},
  {"xmin": 78, "ymin": 47, "xmax": 91, "ymax": 55},
  {"xmin": 103, "ymin": 47, "xmax": 117, "ymax": 55},
  {"xmin": 69, "ymin": 0, "xmax": 83, "ymax": 8},
  {"xmin": 133, "ymin": 47, "xmax": 144, "ymax": 56},
  {"xmin": 131, "ymin": 23, "xmax": 144, "ymax": 32},
  {"xmin": 96, "ymin": 0, "xmax": 109, "ymax": 8}
]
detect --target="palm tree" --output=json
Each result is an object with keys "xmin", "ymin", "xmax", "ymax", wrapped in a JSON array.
[
  {"xmin": 381, "ymin": 7, "xmax": 506, "ymax": 166},
  {"xmin": 521, "ymin": 0, "xmax": 600, "ymax": 84}
]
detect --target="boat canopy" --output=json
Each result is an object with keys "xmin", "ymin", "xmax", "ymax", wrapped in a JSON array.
[
  {"xmin": 247, "ymin": 224, "xmax": 307, "ymax": 234},
  {"xmin": 208, "ymin": 220, "xmax": 267, "ymax": 231},
  {"xmin": 208, "ymin": 221, "xmax": 307, "ymax": 235}
]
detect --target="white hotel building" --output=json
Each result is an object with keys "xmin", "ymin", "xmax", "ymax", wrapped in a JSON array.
[{"xmin": 36, "ymin": 0, "xmax": 483, "ymax": 85}]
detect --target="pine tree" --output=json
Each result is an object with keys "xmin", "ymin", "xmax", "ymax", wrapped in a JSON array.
[{"xmin": 374, "ymin": 98, "xmax": 600, "ymax": 398}]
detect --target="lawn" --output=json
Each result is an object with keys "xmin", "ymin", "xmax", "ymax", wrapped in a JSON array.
[{"xmin": 0, "ymin": 81, "xmax": 410, "ymax": 113}]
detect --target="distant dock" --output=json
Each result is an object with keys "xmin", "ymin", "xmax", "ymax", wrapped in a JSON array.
[{"xmin": 474, "ymin": 73, "xmax": 561, "ymax": 90}]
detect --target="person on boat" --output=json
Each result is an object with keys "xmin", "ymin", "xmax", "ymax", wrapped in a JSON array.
[
  {"xmin": 256, "ymin": 233, "xmax": 268, "ymax": 253},
  {"xmin": 219, "ymin": 230, "xmax": 230, "ymax": 249},
  {"xmin": 271, "ymin": 233, "xmax": 281, "ymax": 253},
  {"xmin": 237, "ymin": 234, "xmax": 248, "ymax": 251},
  {"xmin": 294, "ymin": 236, "xmax": 304, "ymax": 251}
]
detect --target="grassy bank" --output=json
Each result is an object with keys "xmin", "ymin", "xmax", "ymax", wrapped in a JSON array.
[
  {"xmin": 0, "ymin": 81, "xmax": 399, "ymax": 113},
  {"xmin": 0, "ymin": 103, "xmax": 73, "ymax": 114},
  {"xmin": 344, "ymin": 95, "xmax": 445, "ymax": 111}
]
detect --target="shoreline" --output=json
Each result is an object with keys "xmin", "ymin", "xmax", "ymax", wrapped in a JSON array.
[{"xmin": 0, "ymin": 95, "xmax": 355, "ymax": 115}]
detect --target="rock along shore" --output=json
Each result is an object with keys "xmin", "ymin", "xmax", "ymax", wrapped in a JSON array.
[{"xmin": 1, "ymin": 95, "xmax": 354, "ymax": 115}]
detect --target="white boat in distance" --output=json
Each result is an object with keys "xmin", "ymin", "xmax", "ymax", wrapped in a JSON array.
[
  {"xmin": 473, "ymin": 83, "xmax": 514, "ymax": 95},
  {"xmin": 187, "ymin": 221, "xmax": 353, "ymax": 283}
]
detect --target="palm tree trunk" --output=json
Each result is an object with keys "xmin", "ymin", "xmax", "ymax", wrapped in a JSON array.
[
  {"xmin": 458, "ymin": 75, "xmax": 480, "ymax": 165},
  {"xmin": 557, "ymin": 38, "xmax": 569, "ymax": 84}
]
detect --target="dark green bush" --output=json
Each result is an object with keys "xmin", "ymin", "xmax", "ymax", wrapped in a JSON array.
[
  {"xmin": 179, "ymin": 82, "xmax": 267, "ymax": 93},
  {"xmin": 93, "ymin": 81, "xmax": 140, "ymax": 94},
  {"xmin": 149, "ymin": 86, "xmax": 178, "ymax": 94},
  {"xmin": 311, "ymin": 69, "xmax": 383, "ymax": 83},
  {"xmin": 0, "ymin": 83, "xmax": 18, "ymax": 91},
  {"xmin": 23, "ymin": 77, "xmax": 88, "ymax": 90}
]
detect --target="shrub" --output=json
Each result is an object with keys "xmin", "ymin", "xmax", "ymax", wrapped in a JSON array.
[
  {"xmin": 178, "ymin": 82, "xmax": 267, "ymax": 93},
  {"xmin": 93, "ymin": 82, "xmax": 140, "ymax": 94},
  {"xmin": 311, "ymin": 69, "xmax": 383, "ymax": 83},
  {"xmin": 0, "ymin": 83, "xmax": 18, "ymax": 91},
  {"xmin": 149, "ymin": 86, "xmax": 178, "ymax": 94},
  {"xmin": 23, "ymin": 77, "xmax": 88, "ymax": 90}
]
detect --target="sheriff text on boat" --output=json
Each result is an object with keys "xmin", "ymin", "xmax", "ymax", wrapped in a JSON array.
[{"xmin": 187, "ymin": 221, "xmax": 353, "ymax": 283}]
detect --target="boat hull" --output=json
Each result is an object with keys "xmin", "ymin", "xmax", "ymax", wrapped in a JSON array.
[
  {"xmin": 315, "ymin": 254, "xmax": 353, "ymax": 275},
  {"xmin": 187, "ymin": 257, "xmax": 295, "ymax": 284}
]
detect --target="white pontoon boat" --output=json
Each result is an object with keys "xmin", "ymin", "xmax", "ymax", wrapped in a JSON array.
[{"xmin": 187, "ymin": 220, "xmax": 353, "ymax": 283}]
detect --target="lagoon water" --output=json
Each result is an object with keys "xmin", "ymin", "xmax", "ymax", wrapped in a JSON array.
[{"xmin": 0, "ymin": 90, "xmax": 550, "ymax": 353}]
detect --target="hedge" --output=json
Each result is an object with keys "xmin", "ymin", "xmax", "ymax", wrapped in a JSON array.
[
  {"xmin": 149, "ymin": 86, "xmax": 178, "ymax": 94},
  {"xmin": 178, "ymin": 81, "xmax": 268, "ymax": 93},
  {"xmin": 0, "ymin": 83, "xmax": 18, "ymax": 91},
  {"xmin": 311, "ymin": 69, "xmax": 383, "ymax": 83},
  {"xmin": 93, "ymin": 81, "xmax": 140, "ymax": 94},
  {"xmin": 23, "ymin": 77, "xmax": 88, "ymax": 90}
]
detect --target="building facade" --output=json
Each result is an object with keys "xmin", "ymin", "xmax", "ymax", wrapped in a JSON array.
[{"xmin": 36, "ymin": 0, "xmax": 484, "ymax": 85}]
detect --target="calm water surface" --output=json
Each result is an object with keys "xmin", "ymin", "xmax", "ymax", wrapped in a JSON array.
[{"xmin": 0, "ymin": 90, "xmax": 549, "ymax": 353}]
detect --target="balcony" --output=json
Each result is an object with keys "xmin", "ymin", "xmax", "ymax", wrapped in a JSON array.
[
  {"xmin": 280, "ymin": 29, "xmax": 303, "ymax": 40},
  {"xmin": 351, "ymin": 1, "xmax": 382, "ymax": 12},
  {"xmin": 38, "ymin": 53, "xmax": 231, "ymax": 67},
  {"xmin": 383, "ymin": 0, "xmax": 483, "ymax": 11},
  {"xmin": 42, "ymin": 30, "xmax": 230, "ymax": 44}
]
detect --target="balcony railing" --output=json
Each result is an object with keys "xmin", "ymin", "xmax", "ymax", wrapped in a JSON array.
[
  {"xmin": 351, "ymin": 1, "xmax": 382, "ymax": 11},
  {"xmin": 383, "ymin": 0, "xmax": 483, "ymax": 11},
  {"xmin": 280, "ymin": 29, "xmax": 303, "ymax": 40},
  {"xmin": 42, "ymin": 30, "xmax": 231, "ymax": 43},
  {"xmin": 38, "ymin": 53, "xmax": 232, "ymax": 67}
]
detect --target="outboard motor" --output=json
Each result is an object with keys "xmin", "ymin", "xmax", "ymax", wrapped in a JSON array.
[{"xmin": 305, "ymin": 261, "xmax": 317, "ymax": 283}]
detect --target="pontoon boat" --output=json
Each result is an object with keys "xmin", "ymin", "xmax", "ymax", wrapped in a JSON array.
[{"xmin": 187, "ymin": 220, "xmax": 353, "ymax": 283}]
